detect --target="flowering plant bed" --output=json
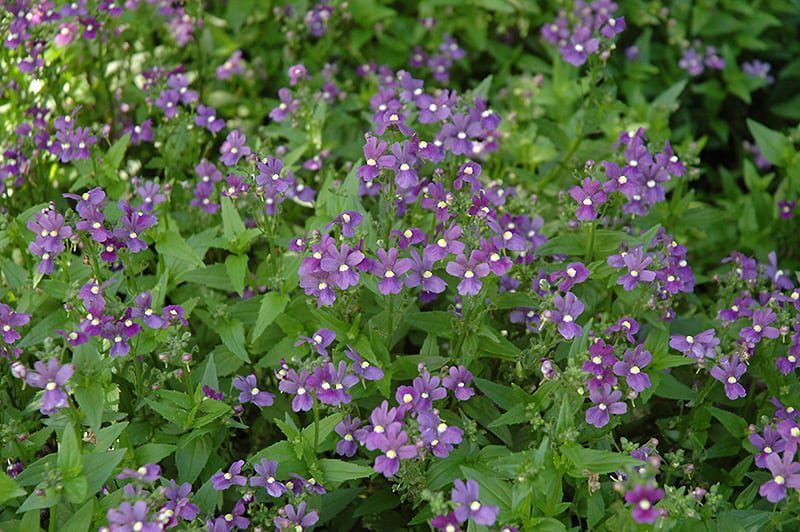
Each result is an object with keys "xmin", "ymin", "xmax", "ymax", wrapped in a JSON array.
[{"xmin": 1, "ymin": 1, "xmax": 800, "ymax": 531}]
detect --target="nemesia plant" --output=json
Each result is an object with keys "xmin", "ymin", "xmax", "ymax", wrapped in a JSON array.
[{"xmin": 1, "ymin": 0, "xmax": 800, "ymax": 531}]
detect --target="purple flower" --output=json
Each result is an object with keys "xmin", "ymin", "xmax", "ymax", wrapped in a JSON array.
[
  {"xmin": 390, "ymin": 140, "xmax": 419, "ymax": 189},
  {"xmin": 233, "ymin": 374, "xmax": 275, "ymax": 407},
  {"xmin": 605, "ymin": 317, "xmax": 639, "ymax": 344},
  {"xmin": 250, "ymin": 459, "xmax": 286, "ymax": 497},
  {"xmin": 549, "ymin": 292, "xmax": 584, "ymax": 339},
  {"xmin": 216, "ymin": 50, "xmax": 245, "ymax": 80},
  {"xmin": 454, "ymin": 160, "xmax": 481, "ymax": 191},
  {"xmin": 117, "ymin": 464, "xmax": 161, "ymax": 482},
  {"xmin": 25, "ymin": 358, "xmax": 74, "ymax": 415},
  {"xmin": 296, "ymin": 328, "xmax": 336, "ymax": 356},
  {"xmin": 570, "ymin": 178, "xmax": 606, "ymax": 221},
  {"xmin": 358, "ymin": 136, "xmax": 395, "ymax": 182},
  {"xmin": 679, "ymin": 47, "xmax": 704, "ymax": 76},
  {"xmin": 431, "ymin": 513, "xmax": 461, "ymax": 532},
  {"xmin": 358, "ymin": 400, "xmax": 402, "ymax": 451},
  {"xmin": 270, "ymin": 88, "xmax": 300, "ymax": 122},
  {"xmin": 0, "ymin": 303, "xmax": 31, "ymax": 344},
  {"xmin": 439, "ymin": 114, "xmax": 481, "ymax": 155},
  {"xmin": 615, "ymin": 246, "xmax": 656, "ymax": 291},
  {"xmin": 211, "ymin": 460, "xmax": 247, "ymax": 490},
  {"xmin": 553, "ymin": 262, "xmax": 590, "ymax": 291},
  {"xmin": 335, "ymin": 416, "xmax": 361, "ymax": 457},
  {"xmin": 669, "ymin": 329, "xmax": 719, "ymax": 360},
  {"xmin": 418, "ymin": 411, "xmax": 463, "ymax": 458},
  {"xmin": 776, "ymin": 419, "xmax": 800, "ymax": 451},
  {"xmin": 131, "ymin": 291, "xmax": 164, "ymax": 329},
  {"xmin": 203, "ymin": 385, "xmax": 224, "ymax": 401},
  {"xmin": 613, "ymin": 345, "xmax": 653, "ymax": 392},
  {"xmin": 320, "ymin": 243, "xmax": 365, "ymax": 290},
  {"xmin": 195, "ymin": 104, "xmax": 225, "ymax": 133},
  {"xmin": 155, "ymin": 89, "xmax": 180, "ymax": 118},
  {"xmin": 107, "ymin": 500, "xmax": 160, "ymax": 532},
  {"xmin": 446, "ymin": 251, "xmax": 490, "ymax": 296},
  {"xmin": 406, "ymin": 248, "xmax": 447, "ymax": 294},
  {"xmin": 709, "ymin": 355, "xmax": 747, "ymax": 400},
  {"xmin": 288, "ymin": 64, "xmax": 309, "ymax": 86},
  {"xmin": 345, "ymin": 346, "xmax": 384, "ymax": 381},
  {"xmin": 278, "ymin": 369, "xmax": 313, "ymax": 412},
  {"xmin": 582, "ymin": 340, "xmax": 618, "ymax": 390},
  {"xmin": 374, "ymin": 109, "xmax": 414, "ymax": 137},
  {"xmin": 374, "ymin": 426, "xmax": 416, "ymax": 478},
  {"xmin": 779, "ymin": 200, "xmax": 796, "ymax": 219},
  {"xmin": 163, "ymin": 480, "xmax": 200, "ymax": 524},
  {"xmin": 208, "ymin": 500, "xmax": 249, "ymax": 530},
  {"xmin": 624, "ymin": 485, "xmax": 664, "ymax": 524},
  {"xmin": 740, "ymin": 309, "xmax": 780, "ymax": 344},
  {"xmin": 585, "ymin": 384, "xmax": 627, "ymax": 428},
  {"xmin": 115, "ymin": 200, "xmax": 157, "ymax": 253},
  {"xmin": 742, "ymin": 59, "xmax": 775, "ymax": 84},
  {"xmin": 451, "ymin": 479, "xmax": 499, "ymax": 526},
  {"xmin": 561, "ymin": 26, "xmax": 599, "ymax": 66},
  {"xmin": 307, "ymin": 361, "xmax": 358, "ymax": 406},
  {"xmin": 274, "ymin": 502, "xmax": 319, "ymax": 531},
  {"xmin": 759, "ymin": 450, "xmax": 800, "ymax": 503},
  {"xmin": 219, "ymin": 130, "xmax": 251, "ymax": 166},
  {"xmin": 443, "ymin": 366, "xmax": 474, "ymax": 401},
  {"xmin": 750, "ymin": 426, "xmax": 786, "ymax": 468},
  {"xmin": 326, "ymin": 210, "xmax": 363, "ymax": 238},
  {"xmin": 167, "ymin": 73, "xmax": 198, "ymax": 104}
]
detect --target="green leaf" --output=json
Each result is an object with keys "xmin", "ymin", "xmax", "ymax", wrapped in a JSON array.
[
  {"xmin": 0, "ymin": 470, "xmax": 25, "ymax": 503},
  {"xmin": 318, "ymin": 459, "xmax": 373, "ymax": 483},
  {"xmin": 105, "ymin": 133, "xmax": 130, "ymax": 170},
  {"xmin": 251, "ymin": 292, "xmax": 289, "ymax": 343},
  {"xmin": 74, "ymin": 383, "xmax": 104, "ymax": 431},
  {"xmin": 706, "ymin": 406, "xmax": 748, "ymax": 438},
  {"xmin": 58, "ymin": 424, "xmax": 83, "ymax": 478},
  {"xmin": 216, "ymin": 320, "xmax": 250, "ymax": 362},
  {"xmin": 225, "ymin": 254, "xmax": 248, "ymax": 297},
  {"xmin": 403, "ymin": 311, "xmax": 454, "ymax": 336},
  {"xmin": 176, "ymin": 434, "xmax": 211, "ymax": 484},
  {"xmin": 746, "ymin": 119, "xmax": 792, "ymax": 167},
  {"xmin": 654, "ymin": 373, "xmax": 697, "ymax": 401},
  {"xmin": 474, "ymin": 378, "xmax": 528, "ymax": 411},
  {"xmin": 302, "ymin": 413, "xmax": 344, "ymax": 446},
  {"xmin": 221, "ymin": 196, "xmax": 246, "ymax": 241},
  {"xmin": 63, "ymin": 499, "xmax": 94, "ymax": 531},
  {"xmin": 83, "ymin": 449, "xmax": 126, "ymax": 497},
  {"xmin": 134, "ymin": 443, "xmax": 176, "ymax": 465},
  {"xmin": 63, "ymin": 475, "xmax": 88, "ymax": 503},
  {"xmin": 156, "ymin": 231, "xmax": 205, "ymax": 269},
  {"xmin": 561, "ymin": 444, "xmax": 643, "ymax": 475},
  {"xmin": 653, "ymin": 79, "xmax": 687, "ymax": 108}
]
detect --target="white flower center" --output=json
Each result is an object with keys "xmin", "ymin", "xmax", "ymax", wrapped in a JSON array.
[{"xmin": 727, "ymin": 376, "xmax": 737, "ymax": 384}]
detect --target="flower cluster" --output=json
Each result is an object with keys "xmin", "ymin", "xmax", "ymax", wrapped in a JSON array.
[
  {"xmin": 541, "ymin": 0, "xmax": 626, "ymax": 66},
  {"xmin": 750, "ymin": 399, "xmax": 800, "ymax": 502},
  {"xmin": 599, "ymin": 129, "xmax": 686, "ymax": 217},
  {"xmin": 678, "ymin": 44, "xmax": 725, "ymax": 77}
]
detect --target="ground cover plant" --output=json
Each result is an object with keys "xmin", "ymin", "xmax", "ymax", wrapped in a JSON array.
[{"xmin": 1, "ymin": 0, "xmax": 800, "ymax": 530}]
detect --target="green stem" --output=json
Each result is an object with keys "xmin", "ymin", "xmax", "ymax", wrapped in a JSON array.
[
  {"xmin": 49, "ymin": 504, "xmax": 57, "ymax": 532},
  {"xmin": 313, "ymin": 399, "xmax": 320, "ymax": 452},
  {"xmin": 585, "ymin": 221, "xmax": 596, "ymax": 263},
  {"xmin": 386, "ymin": 295, "xmax": 395, "ymax": 348}
]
